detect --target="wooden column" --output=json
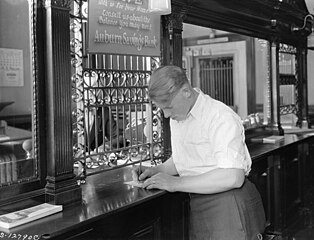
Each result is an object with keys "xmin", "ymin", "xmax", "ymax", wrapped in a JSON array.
[
  {"xmin": 161, "ymin": 5, "xmax": 187, "ymax": 160},
  {"xmin": 269, "ymin": 42, "xmax": 284, "ymax": 135},
  {"xmin": 43, "ymin": 0, "xmax": 82, "ymax": 205},
  {"xmin": 296, "ymin": 48, "xmax": 310, "ymax": 128}
]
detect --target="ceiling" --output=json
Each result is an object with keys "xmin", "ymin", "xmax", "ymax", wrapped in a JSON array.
[{"xmin": 182, "ymin": 23, "xmax": 229, "ymax": 39}]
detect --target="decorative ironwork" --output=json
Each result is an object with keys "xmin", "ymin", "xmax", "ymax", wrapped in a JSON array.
[
  {"xmin": 79, "ymin": 67, "xmax": 163, "ymax": 174},
  {"xmin": 44, "ymin": 0, "xmax": 72, "ymax": 8},
  {"xmin": 83, "ymin": 70, "xmax": 150, "ymax": 105},
  {"xmin": 279, "ymin": 74, "xmax": 296, "ymax": 85},
  {"xmin": 295, "ymin": 49, "xmax": 302, "ymax": 127},
  {"xmin": 280, "ymin": 104, "xmax": 297, "ymax": 115},
  {"xmin": 265, "ymin": 40, "xmax": 271, "ymax": 124},
  {"xmin": 31, "ymin": 0, "xmax": 39, "ymax": 180},
  {"xmin": 278, "ymin": 43, "xmax": 300, "ymax": 127},
  {"xmin": 279, "ymin": 43, "xmax": 297, "ymax": 54},
  {"xmin": 70, "ymin": 0, "xmax": 163, "ymax": 183},
  {"xmin": 199, "ymin": 57, "xmax": 234, "ymax": 106},
  {"xmin": 164, "ymin": 5, "xmax": 188, "ymax": 40},
  {"xmin": 70, "ymin": 0, "xmax": 87, "ymax": 182}
]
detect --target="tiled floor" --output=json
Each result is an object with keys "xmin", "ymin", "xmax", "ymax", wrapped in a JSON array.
[
  {"xmin": 281, "ymin": 211, "xmax": 314, "ymax": 240},
  {"xmin": 283, "ymin": 179, "xmax": 314, "ymax": 240},
  {"xmin": 266, "ymin": 182, "xmax": 314, "ymax": 240}
]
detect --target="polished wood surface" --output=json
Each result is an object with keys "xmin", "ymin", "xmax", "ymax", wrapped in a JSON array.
[
  {"xmin": 0, "ymin": 133, "xmax": 313, "ymax": 239},
  {"xmin": 0, "ymin": 166, "xmax": 164, "ymax": 238},
  {"xmin": 248, "ymin": 132, "xmax": 314, "ymax": 233},
  {"xmin": 248, "ymin": 133, "xmax": 314, "ymax": 161}
]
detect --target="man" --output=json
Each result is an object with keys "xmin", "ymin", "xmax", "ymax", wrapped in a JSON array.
[
  {"xmin": 84, "ymin": 77, "xmax": 125, "ymax": 153},
  {"xmin": 86, "ymin": 106, "xmax": 122, "ymax": 152},
  {"xmin": 132, "ymin": 65, "xmax": 266, "ymax": 239}
]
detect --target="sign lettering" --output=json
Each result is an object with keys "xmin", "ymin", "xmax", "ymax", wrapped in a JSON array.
[{"xmin": 88, "ymin": 0, "xmax": 161, "ymax": 56}]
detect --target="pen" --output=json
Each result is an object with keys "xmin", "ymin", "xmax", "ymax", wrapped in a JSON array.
[{"xmin": 138, "ymin": 149, "xmax": 142, "ymax": 182}]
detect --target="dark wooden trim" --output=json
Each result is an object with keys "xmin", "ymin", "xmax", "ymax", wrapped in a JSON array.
[
  {"xmin": 37, "ymin": 0, "xmax": 48, "ymax": 187},
  {"xmin": 160, "ymin": 16, "xmax": 171, "ymax": 161},
  {"xmin": 181, "ymin": 0, "xmax": 308, "ymax": 46},
  {"xmin": 0, "ymin": 188, "xmax": 45, "ymax": 208},
  {"xmin": 279, "ymin": 74, "xmax": 297, "ymax": 85},
  {"xmin": 43, "ymin": 2, "xmax": 81, "ymax": 205},
  {"xmin": 247, "ymin": 37, "xmax": 256, "ymax": 114},
  {"xmin": 0, "ymin": 181, "xmax": 44, "ymax": 205},
  {"xmin": 160, "ymin": 5, "xmax": 188, "ymax": 160},
  {"xmin": 296, "ymin": 48, "xmax": 309, "ymax": 128},
  {"xmin": 270, "ymin": 42, "xmax": 284, "ymax": 135}
]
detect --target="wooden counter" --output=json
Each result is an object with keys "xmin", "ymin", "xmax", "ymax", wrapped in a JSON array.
[
  {"xmin": 0, "ymin": 167, "xmax": 189, "ymax": 240},
  {"xmin": 0, "ymin": 133, "xmax": 313, "ymax": 239},
  {"xmin": 248, "ymin": 132, "xmax": 314, "ymax": 160},
  {"xmin": 248, "ymin": 132, "xmax": 314, "ymax": 233}
]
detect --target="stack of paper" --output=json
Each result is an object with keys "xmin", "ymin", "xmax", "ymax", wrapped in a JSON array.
[
  {"xmin": 262, "ymin": 135, "xmax": 284, "ymax": 144},
  {"xmin": 0, "ymin": 203, "xmax": 62, "ymax": 229}
]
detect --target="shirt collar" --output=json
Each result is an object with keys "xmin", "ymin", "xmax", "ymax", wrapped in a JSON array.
[{"xmin": 189, "ymin": 88, "xmax": 208, "ymax": 121}]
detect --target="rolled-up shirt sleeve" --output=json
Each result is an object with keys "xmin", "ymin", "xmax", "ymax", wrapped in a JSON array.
[{"xmin": 210, "ymin": 113, "xmax": 251, "ymax": 173}]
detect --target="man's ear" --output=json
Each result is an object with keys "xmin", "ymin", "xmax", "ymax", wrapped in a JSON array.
[{"xmin": 181, "ymin": 85, "xmax": 192, "ymax": 98}]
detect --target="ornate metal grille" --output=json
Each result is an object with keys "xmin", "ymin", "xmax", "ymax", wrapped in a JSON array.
[
  {"xmin": 70, "ymin": 0, "xmax": 163, "ymax": 182},
  {"xmin": 278, "ymin": 43, "xmax": 298, "ymax": 120},
  {"xmin": 199, "ymin": 57, "xmax": 234, "ymax": 106}
]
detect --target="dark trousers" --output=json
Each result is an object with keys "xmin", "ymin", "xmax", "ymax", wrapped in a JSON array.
[{"xmin": 189, "ymin": 178, "xmax": 266, "ymax": 240}]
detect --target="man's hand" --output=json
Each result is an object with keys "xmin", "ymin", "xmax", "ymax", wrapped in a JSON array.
[
  {"xmin": 131, "ymin": 166, "xmax": 156, "ymax": 182},
  {"xmin": 96, "ymin": 144, "xmax": 110, "ymax": 152},
  {"xmin": 142, "ymin": 173, "xmax": 178, "ymax": 192}
]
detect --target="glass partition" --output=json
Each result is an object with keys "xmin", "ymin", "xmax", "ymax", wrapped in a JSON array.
[
  {"xmin": 0, "ymin": 0, "xmax": 38, "ymax": 187},
  {"xmin": 182, "ymin": 23, "xmax": 268, "ymax": 125},
  {"xmin": 182, "ymin": 23, "xmax": 302, "ymax": 131}
]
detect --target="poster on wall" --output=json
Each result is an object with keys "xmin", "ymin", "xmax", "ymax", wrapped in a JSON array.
[
  {"xmin": 0, "ymin": 48, "xmax": 24, "ymax": 87},
  {"xmin": 88, "ymin": 0, "xmax": 161, "ymax": 56}
]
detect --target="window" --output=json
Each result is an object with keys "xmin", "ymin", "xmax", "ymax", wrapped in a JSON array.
[{"xmin": 0, "ymin": 0, "xmax": 44, "ymax": 204}]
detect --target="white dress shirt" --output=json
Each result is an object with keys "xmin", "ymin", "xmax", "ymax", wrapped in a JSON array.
[{"xmin": 171, "ymin": 89, "xmax": 251, "ymax": 177}]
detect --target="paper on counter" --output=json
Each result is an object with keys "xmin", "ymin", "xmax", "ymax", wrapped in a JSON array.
[{"xmin": 124, "ymin": 180, "xmax": 144, "ymax": 188}]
